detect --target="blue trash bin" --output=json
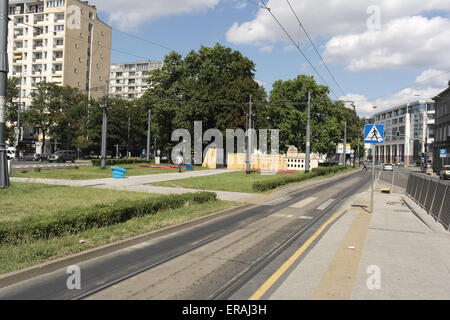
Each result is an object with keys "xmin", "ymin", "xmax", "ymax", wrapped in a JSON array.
[
  {"xmin": 186, "ymin": 164, "xmax": 193, "ymax": 171},
  {"xmin": 111, "ymin": 166, "xmax": 127, "ymax": 178}
]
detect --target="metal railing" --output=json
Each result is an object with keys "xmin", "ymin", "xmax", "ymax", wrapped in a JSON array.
[{"xmin": 406, "ymin": 173, "xmax": 450, "ymax": 231}]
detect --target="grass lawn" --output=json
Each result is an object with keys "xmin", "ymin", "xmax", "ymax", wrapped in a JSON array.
[
  {"xmin": 0, "ymin": 182, "xmax": 160, "ymax": 222},
  {"xmin": 152, "ymin": 170, "xmax": 306, "ymax": 193},
  {"xmin": 151, "ymin": 167, "xmax": 358, "ymax": 193},
  {"xmin": 0, "ymin": 199, "xmax": 239, "ymax": 274},
  {"xmin": 11, "ymin": 164, "xmax": 207, "ymax": 180}
]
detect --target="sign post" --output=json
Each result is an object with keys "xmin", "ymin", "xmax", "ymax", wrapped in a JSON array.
[{"xmin": 365, "ymin": 125, "xmax": 385, "ymax": 214}]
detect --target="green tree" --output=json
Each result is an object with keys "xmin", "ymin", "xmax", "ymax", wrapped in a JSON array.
[
  {"xmin": 142, "ymin": 44, "xmax": 267, "ymax": 150},
  {"xmin": 264, "ymin": 75, "xmax": 364, "ymax": 157},
  {"xmin": 22, "ymin": 81, "xmax": 63, "ymax": 153},
  {"xmin": 51, "ymin": 86, "xmax": 89, "ymax": 151}
]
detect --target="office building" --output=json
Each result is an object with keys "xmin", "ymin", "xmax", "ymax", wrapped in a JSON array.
[{"xmin": 366, "ymin": 100, "xmax": 435, "ymax": 166}]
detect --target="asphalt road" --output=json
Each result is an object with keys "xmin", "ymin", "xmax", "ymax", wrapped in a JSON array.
[{"xmin": 0, "ymin": 170, "xmax": 371, "ymax": 300}]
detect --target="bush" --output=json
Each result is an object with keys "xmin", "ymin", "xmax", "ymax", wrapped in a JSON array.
[
  {"xmin": 0, "ymin": 192, "xmax": 217, "ymax": 245},
  {"xmin": 34, "ymin": 167, "xmax": 41, "ymax": 173},
  {"xmin": 252, "ymin": 166, "xmax": 348, "ymax": 192},
  {"xmin": 91, "ymin": 159, "xmax": 150, "ymax": 166}
]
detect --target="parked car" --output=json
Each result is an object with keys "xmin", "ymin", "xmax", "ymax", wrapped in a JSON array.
[
  {"xmin": 439, "ymin": 165, "xmax": 450, "ymax": 180},
  {"xmin": 22, "ymin": 153, "xmax": 41, "ymax": 162},
  {"xmin": 383, "ymin": 163, "xmax": 394, "ymax": 171},
  {"xmin": 48, "ymin": 150, "xmax": 77, "ymax": 163}
]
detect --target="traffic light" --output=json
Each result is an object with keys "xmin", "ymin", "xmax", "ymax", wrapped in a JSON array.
[{"xmin": 396, "ymin": 132, "xmax": 400, "ymax": 140}]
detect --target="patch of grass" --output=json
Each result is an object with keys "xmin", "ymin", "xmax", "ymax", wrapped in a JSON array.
[
  {"xmin": 11, "ymin": 164, "xmax": 207, "ymax": 180},
  {"xmin": 152, "ymin": 167, "xmax": 356, "ymax": 193},
  {"xmin": 0, "ymin": 183, "xmax": 159, "ymax": 222},
  {"xmin": 0, "ymin": 200, "xmax": 239, "ymax": 275}
]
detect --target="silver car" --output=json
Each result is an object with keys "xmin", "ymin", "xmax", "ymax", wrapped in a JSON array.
[{"xmin": 383, "ymin": 163, "xmax": 394, "ymax": 171}]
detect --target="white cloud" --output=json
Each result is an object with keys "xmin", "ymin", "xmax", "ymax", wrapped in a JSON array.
[
  {"xmin": 226, "ymin": 0, "xmax": 450, "ymax": 72},
  {"xmin": 324, "ymin": 16, "xmax": 450, "ymax": 71},
  {"xmin": 226, "ymin": 0, "xmax": 450, "ymax": 46},
  {"xmin": 415, "ymin": 69, "xmax": 450, "ymax": 88},
  {"xmin": 94, "ymin": 0, "xmax": 220, "ymax": 29},
  {"xmin": 259, "ymin": 45, "xmax": 273, "ymax": 52}
]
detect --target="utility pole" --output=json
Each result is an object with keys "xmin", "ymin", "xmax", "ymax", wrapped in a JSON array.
[
  {"xmin": 351, "ymin": 103, "xmax": 360, "ymax": 167},
  {"xmin": 146, "ymin": 108, "xmax": 151, "ymax": 163},
  {"xmin": 246, "ymin": 95, "xmax": 253, "ymax": 174},
  {"xmin": 305, "ymin": 90, "xmax": 311, "ymax": 172},
  {"xmin": 0, "ymin": 0, "xmax": 10, "ymax": 188},
  {"xmin": 15, "ymin": 68, "xmax": 22, "ymax": 159},
  {"xmin": 126, "ymin": 105, "xmax": 131, "ymax": 158},
  {"xmin": 100, "ymin": 81, "xmax": 109, "ymax": 169},
  {"xmin": 342, "ymin": 121, "xmax": 347, "ymax": 166}
]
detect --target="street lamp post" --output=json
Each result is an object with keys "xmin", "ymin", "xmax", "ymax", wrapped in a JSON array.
[
  {"xmin": 0, "ymin": 0, "xmax": 10, "ymax": 188},
  {"xmin": 125, "ymin": 105, "xmax": 131, "ymax": 158},
  {"xmin": 100, "ymin": 81, "xmax": 109, "ymax": 169}
]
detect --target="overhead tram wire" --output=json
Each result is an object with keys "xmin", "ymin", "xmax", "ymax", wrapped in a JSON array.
[
  {"xmin": 285, "ymin": 0, "xmax": 347, "ymax": 97},
  {"xmin": 248, "ymin": 0, "xmax": 340, "ymax": 100}
]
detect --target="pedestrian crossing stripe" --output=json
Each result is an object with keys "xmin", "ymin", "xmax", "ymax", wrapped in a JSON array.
[{"xmin": 365, "ymin": 125, "xmax": 384, "ymax": 144}]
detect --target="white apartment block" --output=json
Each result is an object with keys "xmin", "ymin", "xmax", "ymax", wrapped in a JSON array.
[
  {"xmin": 110, "ymin": 61, "xmax": 163, "ymax": 99},
  {"xmin": 7, "ymin": 0, "xmax": 112, "ymax": 105}
]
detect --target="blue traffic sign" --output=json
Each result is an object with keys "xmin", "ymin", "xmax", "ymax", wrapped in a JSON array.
[
  {"xmin": 440, "ymin": 149, "xmax": 447, "ymax": 158},
  {"xmin": 364, "ymin": 125, "xmax": 385, "ymax": 144}
]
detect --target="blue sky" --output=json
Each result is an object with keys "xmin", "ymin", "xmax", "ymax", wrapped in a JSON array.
[{"xmin": 93, "ymin": 0, "xmax": 450, "ymax": 116}]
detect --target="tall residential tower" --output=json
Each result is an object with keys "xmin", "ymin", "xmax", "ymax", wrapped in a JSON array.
[{"xmin": 7, "ymin": 0, "xmax": 112, "ymax": 105}]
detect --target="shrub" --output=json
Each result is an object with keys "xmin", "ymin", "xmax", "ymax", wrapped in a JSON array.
[
  {"xmin": 34, "ymin": 167, "xmax": 41, "ymax": 173},
  {"xmin": 252, "ymin": 166, "xmax": 347, "ymax": 192},
  {"xmin": 0, "ymin": 192, "xmax": 217, "ymax": 245}
]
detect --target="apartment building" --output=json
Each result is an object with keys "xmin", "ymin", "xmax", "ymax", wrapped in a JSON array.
[
  {"xmin": 7, "ymin": 0, "xmax": 112, "ymax": 105},
  {"xmin": 109, "ymin": 61, "xmax": 163, "ymax": 99},
  {"xmin": 366, "ymin": 100, "xmax": 435, "ymax": 166}
]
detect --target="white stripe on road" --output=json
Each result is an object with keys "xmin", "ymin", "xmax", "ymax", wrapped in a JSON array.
[
  {"xmin": 317, "ymin": 199, "xmax": 335, "ymax": 211},
  {"xmin": 298, "ymin": 216, "xmax": 313, "ymax": 220},
  {"xmin": 290, "ymin": 197, "xmax": 318, "ymax": 209},
  {"xmin": 263, "ymin": 197, "xmax": 292, "ymax": 206},
  {"xmin": 272, "ymin": 214, "xmax": 294, "ymax": 218}
]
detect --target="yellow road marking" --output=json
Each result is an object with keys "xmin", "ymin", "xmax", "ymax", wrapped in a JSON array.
[{"xmin": 249, "ymin": 210, "xmax": 347, "ymax": 300}]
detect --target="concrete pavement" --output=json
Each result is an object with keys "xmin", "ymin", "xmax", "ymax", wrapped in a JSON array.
[{"xmin": 253, "ymin": 184, "xmax": 450, "ymax": 300}]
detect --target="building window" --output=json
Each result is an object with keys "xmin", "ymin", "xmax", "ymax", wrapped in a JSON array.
[
  {"xmin": 79, "ymin": 57, "xmax": 82, "ymax": 63},
  {"xmin": 74, "ymin": 68, "xmax": 78, "ymax": 73},
  {"xmin": 75, "ymin": 43, "xmax": 79, "ymax": 49}
]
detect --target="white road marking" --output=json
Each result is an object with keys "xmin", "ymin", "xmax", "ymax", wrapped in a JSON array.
[
  {"xmin": 263, "ymin": 197, "xmax": 292, "ymax": 206},
  {"xmin": 317, "ymin": 199, "xmax": 335, "ymax": 211},
  {"xmin": 298, "ymin": 216, "xmax": 313, "ymax": 220},
  {"xmin": 272, "ymin": 214, "xmax": 294, "ymax": 218},
  {"xmin": 290, "ymin": 197, "xmax": 317, "ymax": 209}
]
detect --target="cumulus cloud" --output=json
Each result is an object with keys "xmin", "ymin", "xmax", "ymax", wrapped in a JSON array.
[
  {"xmin": 226, "ymin": 0, "xmax": 450, "ymax": 46},
  {"xmin": 94, "ymin": 0, "xmax": 220, "ymax": 29},
  {"xmin": 324, "ymin": 16, "xmax": 450, "ymax": 71}
]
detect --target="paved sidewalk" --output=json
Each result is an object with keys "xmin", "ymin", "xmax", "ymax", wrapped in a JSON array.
[
  {"xmin": 265, "ymin": 188, "xmax": 450, "ymax": 300},
  {"xmin": 10, "ymin": 169, "xmax": 261, "ymax": 202}
]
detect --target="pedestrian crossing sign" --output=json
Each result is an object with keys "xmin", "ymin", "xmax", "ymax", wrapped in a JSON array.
[{"xmin": 364, "ymin": 125, "xmax": 384, "ymax": 144}]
